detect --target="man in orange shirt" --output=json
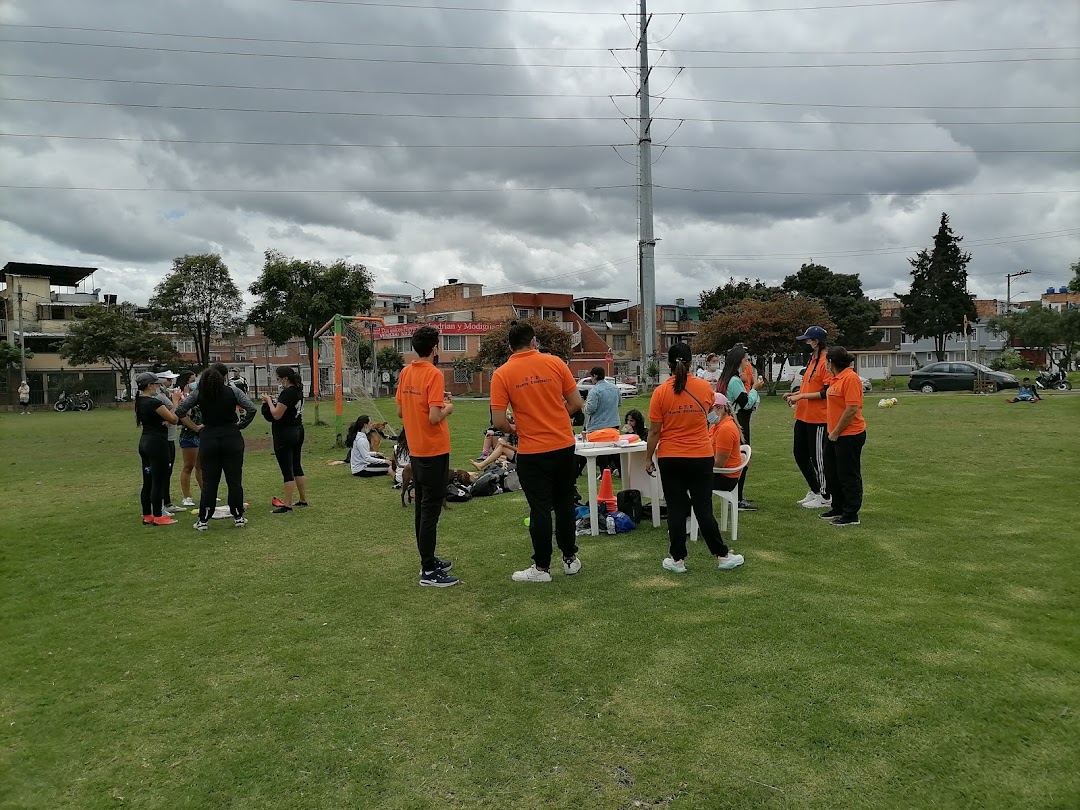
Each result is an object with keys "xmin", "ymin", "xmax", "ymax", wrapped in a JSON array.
[
  {"xmin": 396, "ymin": 326, "xmax": 458, "ymax": 587},
  {"xmin": 820, "ymin": 346, "xmax": 867, "ymax": 527},
  {"xmin": 783, "ymin": 326, "xmax": 834, "ymax": 510},
  {"xmin": 490, "ymin": 322, "xmax": 586, "ymax": 583}
]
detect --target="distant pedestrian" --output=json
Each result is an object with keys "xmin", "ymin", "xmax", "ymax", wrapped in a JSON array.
[
  {"xmin": 396, "ymin": 325, "xmax": 458, "ymax": 587},
  {"xmin": 135, "ymin": 372, "xmax": 181, "ymax": 526},
  {"xmin": 490, "ymin": 322, "xmax": 585, "ymax": 583},
  {"xmin": 18, "ymin": 380, "xmax": 30, "ymax": 413},
  {"xmin": 175, "ymin": 366, "xmax": 256, "ymax": 530},
  {"xmin": 821, "ymin": 347, "xmax": 867, "ymax": 527},
  {"xmin": 783, "ymin": 326, "xmax": 833, "ymax": 510},
  {"xmin": 262, "ymin": 366, "xmax": 308, "ymax": 513}
]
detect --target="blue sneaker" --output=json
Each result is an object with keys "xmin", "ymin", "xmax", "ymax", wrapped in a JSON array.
[
  {"xmin": 434, "ymin": 557, "xmax": 453, "ymax": 572},
  {"xmin": 419, "ymin": 570, "xmax": 460, "ymax": 588}
]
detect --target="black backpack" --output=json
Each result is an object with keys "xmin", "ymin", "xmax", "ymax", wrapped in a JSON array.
[
  {"xmin": 617, "ymin": 489, "xmax": 644, "ymax": 525},
  {"xmin": 470, "ymin": 471, "xmax": 503, "ymax": 497},
  {"xmin": 446, "ymin": 482, "xmax": 472, "ymax": 502}
]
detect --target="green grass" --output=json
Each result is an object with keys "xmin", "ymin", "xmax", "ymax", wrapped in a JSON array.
[{"xmin": 2, "ymin": 391, "xmax": 1078, "ymax": 809}]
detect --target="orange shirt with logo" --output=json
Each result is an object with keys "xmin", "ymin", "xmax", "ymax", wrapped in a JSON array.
[
  {"xmin": 396, "ymin": 359, "xmax": 450, "ymax": 457},
  {"xmin": 710, "ymin": 415, "xmax": 743, "ymax": 477},
  {"xmin": 648, "ymin": 375, "xmax": 715, "ymax": 459},
  {"xmin": 795, "ymin": 350, "xmax": 834, "ymax": 424},
  {"xmin": 826, "ymin": 366, "xmax": 867, "ymax": 437},
  {"xmin": 489, "ymin": 350, "xmax": 576, "ymax": 454}
]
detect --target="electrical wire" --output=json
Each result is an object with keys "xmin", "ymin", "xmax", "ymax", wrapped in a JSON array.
[
  {"xmin": 283, "ymin": 0, "xmax": 960, "ymax": 15},
  {"xmin": 654, "ymin": 185, "xmax": 1079, "ymax": 196}
]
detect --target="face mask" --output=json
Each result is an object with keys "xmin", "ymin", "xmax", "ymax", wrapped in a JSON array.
[
  {"xmin": 707, "ymin": 363, "xmax": 719, "ymax": 371},
  {"xmin": 707, "ymin": 411, "xmax": 720, "ymax": 426}
]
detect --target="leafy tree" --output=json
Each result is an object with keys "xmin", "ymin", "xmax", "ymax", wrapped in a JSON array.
[
  {"xmin": 0, "ymin": 341, "xmax": 32, "ymax": 370},
  {"xmin": 452, "ymin": 355, "xmax": 484, "ymax": 392},
  {"xmin": 376, "ymin": 346, "xmax": 406, "ymax": 385},
  {"xmin": 897, "ymin": 213, "xmax": 977, "ymax": 362},
  {"xmin": 699, "ymin": 277, "xmax": 777, "ymax": 321},
  {"xmin": 149, "ymin": 254, "xmax": 245, "ymax": 368},
  {"xmin": 1059, "ymin": 307, "xmax": 1080, "ymax": 370},
  {"xmin": 781, "ymin": 262, "xmax": 881, "ymax": 349},
  {"xmin": 989, "ymin": 304, "xmax": 1061, "ymax": 362},
  {"xmin": 693, "ymin": 294, "xmax": 835, "ymax": 395},
  {"xmin": 248, "ymin": 250, "xmax": 375, "ymax": 384},
  {"xmin": 477, "ymin": 318, "xmax": 572, "ymax": 369},
  {"xmin": 60, "ymin": 305, "xmax": 181, "ymax": 387},
  {"xmin": 1068, "ymin": 258, "xmax": 1080, "ymax": 293}
]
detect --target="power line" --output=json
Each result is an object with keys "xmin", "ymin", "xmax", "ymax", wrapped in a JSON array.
[
  {"xmin": 664, "ymin": 45, "xmax": 1080, "ymax": 54},
  {"xmin": 654, "ymin": 185, "xmax": 1079, "ymax": 196},
  {"xmin": 5, "ymin": 73, "xmax": 1074, "ymax": 111},
  {"xmin": 6, "ymin": 38, "xmax": 1075, "ymax": 68},
  {"xmin": 4, "ymin": 132, "xmax": 1073, "ymax": 154},
  {"xmin": 4, "ymin": 97, "xmax": 1076, "ymax": 125},
  {"xmin": 283, "ymin": 0, "xmax": 960, "ymax": 14}
]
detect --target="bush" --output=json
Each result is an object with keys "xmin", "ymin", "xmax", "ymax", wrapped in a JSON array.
[{"xmin": 990, "ymin": 350, "xmax": 1029, "ymax": 371}]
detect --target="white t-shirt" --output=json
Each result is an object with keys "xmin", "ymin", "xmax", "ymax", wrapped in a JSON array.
[
  {"xmin": 18, "ymin": 383, "xmax": 30, "ymax": 402},
  {"xmin": 696, "ymin": 366, "xmax": 722, "ymax": 388},
  {"xmin": 350, "ymin": 431, "xmax": 389, "ymax": 474}
]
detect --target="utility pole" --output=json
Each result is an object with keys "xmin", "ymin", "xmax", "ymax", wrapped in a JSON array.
[
  {"xmin": 637, "ymin": 0, "xmax": 657, "ymax": 386},
  {"xmin": 17, "ymin": 281, "xmax": 27, "ymax": 383},
  {"xmin": 1006, "ymin": 269, "xmax": 1031, "ymax": 313}
]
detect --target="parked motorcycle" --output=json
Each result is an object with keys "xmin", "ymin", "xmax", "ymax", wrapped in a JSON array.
[
  {"xmin": 1035, "ymin": 369, "xmax": 1073, "ymax": 391},
  {"xmin": 53, "ymin": 390, "xmax": 95, "ymax": 412}
]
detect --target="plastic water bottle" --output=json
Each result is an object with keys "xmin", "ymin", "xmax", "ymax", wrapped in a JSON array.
[{"xmin": 606, "ymin": 515, "xmax": 616, "ymax": 535}]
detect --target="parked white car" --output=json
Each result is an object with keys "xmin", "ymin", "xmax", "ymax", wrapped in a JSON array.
[
  {"xmin": 789, "ymin": 367, "xmax": 872, "ymax": 393},
  {"xmin": 577, "ymin": 376, "xmax": 640, "ymax": 399}
]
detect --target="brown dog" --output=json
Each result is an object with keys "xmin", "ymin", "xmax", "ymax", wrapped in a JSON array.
[{"xmin": 400, "ymin": 463, "xmax": 414, "ymax": 507}]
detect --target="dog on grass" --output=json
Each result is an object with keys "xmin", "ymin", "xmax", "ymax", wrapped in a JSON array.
[{"xmin": 400, "ymin": 463, "xmax": 415, "ymax": 507}]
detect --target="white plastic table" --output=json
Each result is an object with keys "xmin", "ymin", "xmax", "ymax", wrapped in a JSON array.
[{"xmin": 574, "ymin": 441, "xmax": 662, "ymax": 536}]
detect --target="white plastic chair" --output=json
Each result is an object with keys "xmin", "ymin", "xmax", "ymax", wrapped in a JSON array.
[{"xmin": 689, "ymin": 444, "xmax": 751, "ymax": 544}]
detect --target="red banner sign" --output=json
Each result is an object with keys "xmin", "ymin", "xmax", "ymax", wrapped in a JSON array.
[{"xmin": 373, "ymin": 321, "xmax": 505, "ymax": 339}]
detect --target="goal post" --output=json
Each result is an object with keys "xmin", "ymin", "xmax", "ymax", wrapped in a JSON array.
[{"xmin": 313, "ymin": 314, "xmax": 389, "ymax": 446}]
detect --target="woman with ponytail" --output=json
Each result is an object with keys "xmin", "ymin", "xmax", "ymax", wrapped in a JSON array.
[
  {"xmin": 645, "ymin": 343, "xmax": 745, "ymax": 575},
  {"xmin": 262, "ymin": 366, "xmax": 308, "ymax": 513}
]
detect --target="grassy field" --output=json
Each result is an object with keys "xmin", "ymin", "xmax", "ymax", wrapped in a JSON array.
[{"xmin": 2, "ymin": 391, "xmax": 1078, "ymax": 809}]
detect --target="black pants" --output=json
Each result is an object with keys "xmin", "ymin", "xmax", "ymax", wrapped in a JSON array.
[
  {"xmin": 793, "ymin": 420, "xmax": 828, "ymax": 497},
  {"xmin": 411, "ymin": 453, "xmax": 449, "ymax": 573},
  {"xmin": 824, "ymin": 431, "xmax": 866, "ymax": 518},
  {"xmin": 164, "ymin": 440, "xmax": 176, "ymax": 505},
  {"xmin": 712, "ymin": 473, "xmax": 740, "ymax": 492},
  {"xmin": 736, "ymin": 409, "xmax": 753, "ymax": 500},
  {"xmin": 660, "ymin": 456, "xmax": 730, "ymax": 562},
  {"xmin": 516, "ymin": 445, "xmax": 579, "ymax": 569},
  {"xmin": 139, "ymin": 434, "xmax": 171, "ymax": 518},
  {"xmin": 273, "ymin": 425, "xmax": 305, "ymax": 483},
  {"xmin": 198, "ymin": 429, "xmax": 246, "ymax": 521}
]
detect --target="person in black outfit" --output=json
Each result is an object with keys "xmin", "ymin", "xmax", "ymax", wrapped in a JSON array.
[
  {"xmin": 175, "ymin": 366, "xmax": 256, "ymax": 530},
  {"xmin": 262, "ymin": 366, "xmax": 308, "ymax": 513},
  {"xmin": 135, "ymin": 372, "xmax": 181, "ymax": 526}
]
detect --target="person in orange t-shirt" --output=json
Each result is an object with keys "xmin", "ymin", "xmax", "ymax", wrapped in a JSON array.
[
  {"xmin": 821, "ymin": 346, "xmax": 867, "ymax": 527},
  {"xmin": 709, "ymin": 392, "xmax": 745, "ymax": 494},
  {"xmin": 646, "ymin": 343, "xmax": 744, "ymax": 575},
  {"xmin": 396, "ymin": 325, "xmax": 458, "ymax": 587},
  {"xmin": 490, "ymin": 322, "xmax": 585, "ymax": 583},
  {"xmin": 783, "ymin": 326, "xmax": 835, "ymax": 510}
]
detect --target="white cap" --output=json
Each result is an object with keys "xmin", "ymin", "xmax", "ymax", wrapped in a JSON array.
[{"xmin": 156, "ymin": 370, "xmax": 179, "ymax": 380}]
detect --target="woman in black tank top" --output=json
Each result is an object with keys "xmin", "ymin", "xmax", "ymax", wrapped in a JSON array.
[
  {"xmin": 134, "ymin": 372, "xmax": 180, "ymax": 525},
  {"xmin": 175, "ymin": 367, "xmax": 256, "ymax": 530}
]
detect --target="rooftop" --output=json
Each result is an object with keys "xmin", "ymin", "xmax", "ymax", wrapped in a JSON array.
[{"xmin": 4, "ymin": 262, "xmax": 97, "ymax": 287}]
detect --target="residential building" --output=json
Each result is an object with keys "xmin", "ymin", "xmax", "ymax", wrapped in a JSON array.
[
  {"xmin": 1, "ymin": 262, "xmax": 122, "ymax": 407},
  {"xmin": 1040, "ymin": 286, "xmax": 1080, "ymax": 312},
  {"xmin": 626, "ymin": 299, "xmax": 702, "ymax": 355}
]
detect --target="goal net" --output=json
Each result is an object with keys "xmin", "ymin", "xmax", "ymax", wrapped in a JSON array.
[{"xmin": 313, "ymin": 315, "xmax": 394, "ymax": 445}]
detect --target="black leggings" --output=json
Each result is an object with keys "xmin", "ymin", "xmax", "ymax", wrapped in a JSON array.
[
  {"xmin": 273, "ymin": 426, "xmax": 305, "ymax": 483},
  {"xmin": 659, "ymin": 456, "xmax": 730, "ymax": 562},
  {"xmin": 736, "ymin": 409, "xmax": 753, "ymax": 500},
  {"xmin": 198, "ymin": 429, "xmax": 246, "ymax": 521},
  {"xmin": 793, "ymin": 420, "xmax": 827, "ymax": 497},
  {"xmin": 139, "ymin": 434, "xmax": 171, "ymax": 517},
  {"xmin": 164, "ymin": 440, "xmax": 176, "ymax": 505}
]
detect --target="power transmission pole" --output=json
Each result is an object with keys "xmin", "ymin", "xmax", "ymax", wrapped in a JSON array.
[
  {"xmin": 1005, "ymin": 269, "xmax": 1031, "ymax": 313},
  {"xmin": 17, "ymin": 281, "xmax": 27, "ymax": 383},
  {"xmin": 637, "ymin": 0, "xmax": 657, "ymax": 385}
]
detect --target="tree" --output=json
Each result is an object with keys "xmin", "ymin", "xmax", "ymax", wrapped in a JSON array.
[
  {"xmin": 699, "ymin": 277, "xmax": 777, "ymax": 321},
  {"xmin": 1068, "ymin": 258, "xmax": 1080, "ymax": 293},
  {"xmin": 1060, "ymin": 307, "xmax": 1080, "ymax": 370},
  {"xmin": 60, "ymin": 305, "xmax": 181, "ymax": 387},
  {"xmin": 0, "ymin": 341, "xmax": 31, "ymax": 370},
  {"xmin": 376, "ymin": 346, "xmax": 406, "ymax": 386},
  {"xmin": 897, "ymin": 213, "xmax": 976, "ymax": 362},
  {"xmin": 477, "ymin": 318, "xmax": 572, "ymax": 369},
  {"xmin": 149, "ymin": 254, "xmax": 244, "ymax": 368},
  {"xmin": 693, "ymin": 294, "xmax": 835, "ymax": 395},
  {"xmin": 452, "ymin": 355, "xmax": 484, "ymax": 392},
  {"xmin": 990, "ymin": 304, "xmax": 1063, "ymax": 365},
  {"xmin": 781, "ymin": 262, "xmax": 881, "ymax": 349},
  {"xmin": 248, "ymin": 250, "xmax": 375, "ymax": 385}
]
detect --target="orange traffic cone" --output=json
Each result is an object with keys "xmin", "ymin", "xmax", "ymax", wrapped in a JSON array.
[{"xmin": 598, "ymin": 468, "xmax": 618, "ymax": 514}]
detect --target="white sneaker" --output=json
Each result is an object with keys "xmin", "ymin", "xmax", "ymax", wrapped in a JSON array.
[
  {"xmin": 563, "ymin": 556, "xmax": 582, "ymax": 576},
  {"xmin": 797, "ymin": 490, "xmax": 815, "ymax": 505},
  {"xmin": 717, "ymin": 552, "xmax": 745, "ymax": 570},
  {"xmin": 801, "ymin": 494, "xmax": 830, "ymax": 509},
  {"xmin": 181, "ymin": 497, "xmax": 196, "ymax": 507},
  {"xmin": 193, "ymin": 520, "xmax": 208, "ymax": 532},
  {"xmin": 662, "ymin": 557, "xmax": 687, "ymax": 573},
  {"xmin": 233, "ymin": 516, "xmax": 247, "ymax": 528},
  {"xmin": 511, "ymin": 565, "xmax": 553, "ymax": 583},
  {"xmin": 164, "ymin": 503, "xmax": 184, "ymax": 514}
]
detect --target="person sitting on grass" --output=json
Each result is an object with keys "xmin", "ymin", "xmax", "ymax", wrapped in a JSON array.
[
  {"xmin": 471, "ymin": 434, "xmax": 518, "ymax": 472},
  {"xmin": 347, "ymin": 415, "xmax": 392, "ymax": 477},
  {"xmin": 1008, "ymin": 378, "xmax": 1041, "ymax": 403},
  {"xmin": 390, "ymin": 429, "xmax": 411, "ymax": 488}
]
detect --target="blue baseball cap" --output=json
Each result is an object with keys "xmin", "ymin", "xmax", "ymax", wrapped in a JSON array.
[{"xmin": 797, "ymin": 326, "xmax": 827, "ymax": 341}]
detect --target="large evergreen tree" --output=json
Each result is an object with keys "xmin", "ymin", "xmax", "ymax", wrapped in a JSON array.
[
  {"xmin": 897, "ymin": 213, "xmax": 976, "ymax": 362},
  {"xmin": 149, "ymin": 254, "xmax": 245, "ymax": 368},
  {"xmin": 781, "ymin": 263, "xmax": 881, "ymax": 349}
]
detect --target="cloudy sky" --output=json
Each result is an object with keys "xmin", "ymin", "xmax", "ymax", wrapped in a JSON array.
[{"xmin": 1, "ymin": 0, "xmax": 1078, "ymax": 309}]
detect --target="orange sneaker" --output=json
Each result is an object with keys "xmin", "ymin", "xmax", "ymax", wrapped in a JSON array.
[
  {"xmin": 142, "ymin": 515, "xmax": 154, "ymax": 526},
  {"xmin": 153, "ymin": 515, "xmax": 178, "ymax": 526}
]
